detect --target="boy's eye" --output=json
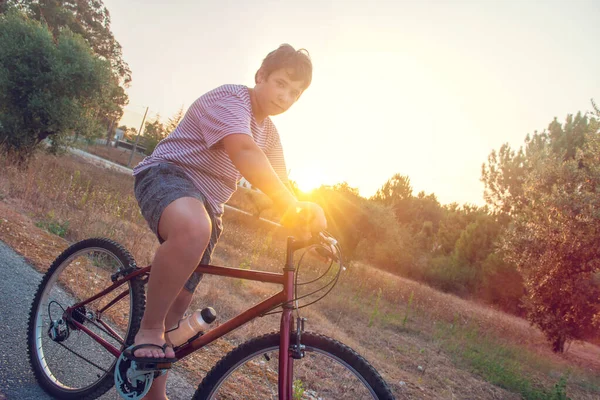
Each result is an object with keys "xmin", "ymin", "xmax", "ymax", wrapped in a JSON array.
[{"xmin": 277, "ymin": 81, "xmax": 285, "ymax": 88}]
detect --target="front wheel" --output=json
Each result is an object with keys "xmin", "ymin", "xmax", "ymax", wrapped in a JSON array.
[{"xmin": 194, "ymin": 331, "xmax": 395, "ymax": 400}]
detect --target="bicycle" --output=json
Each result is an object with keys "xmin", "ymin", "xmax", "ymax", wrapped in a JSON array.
[{"xmin": 27, "ymin": 232, "xmax": 396, "ymax": 399}]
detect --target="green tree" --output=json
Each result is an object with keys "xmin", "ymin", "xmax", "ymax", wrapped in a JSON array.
[
  {"xmin": 371, "ymin": 173, "xmax": 417, "ymax": 226},
  {"xmin": 482, "ymin": 113, "xmax": 590, "ymax": 215},
  {"xmin": 164, "ymin": 106, "xmax": 184, "ymax": 134},
  {"xmin": 371, "ymin": 173, "xmax": 413, "ymax": 206},
  {"xmin": 354, "ymin": 200, "xmax": 418, "ymax": 275},
  {"xmin": 409, "ymin": 191, "xmax": 443, "ymax": 241},
  {"xmin": 3, "ymin": 0, "xmax": 130, "ymax": 145},
  {"xmin": 124, "ymin": 127, "xmax": 137, "ymax": 142},
  {"xmin": 100, "ymin": 78, "xmax": 127, "ymax": 145},
  {"xmin": 3, "ymin": 0, "xmax": 131, "ymax": 85},
  {"xmin": 478, "ymin": 251, "xmax": 523, "ymax": 315},
  {"xmin": 454, "ymin": 215, "xmax": 501, "ymax": 269},
  {"xmin": 0, "ymin": 11, "xmax": 119, "ymax": 159},
  {"xmin": 436, "ymin": 204, "xmax": 484, "ymax": 255},
  {"xmin": 450, "ymin": 214, "xmax": 509, "ymax": 295},
  {"xmin": 480, "ymin": 143, "xmax": 527, "ymax": 214},
  {"xmin": 143, "ymin": 118, "xmax": 166, "ymax": 155},
  {"xmin": 483, "ymin": 112, "xmax": 600, "ymax": 352}
]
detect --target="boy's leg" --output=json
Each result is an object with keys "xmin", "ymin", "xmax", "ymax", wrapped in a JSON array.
[
  {"xmin": 133, "ymin": 197, "xmax": 211, "ymax": 359},
  {"xmin": 141, "ymin": 288, "xmax": 193, "ymax": 400},
  {"xmin": 143, "ymin": 211, "xmax": 221, "ymax": 400},
  {"xmin": 166, "ymin": 289, "xmax": 195, "ymax": 329}
]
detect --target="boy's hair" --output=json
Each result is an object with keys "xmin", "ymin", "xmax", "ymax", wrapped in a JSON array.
[{"xmin": 255, "ymin": 44, "xmax": 312, "ymax": 89}]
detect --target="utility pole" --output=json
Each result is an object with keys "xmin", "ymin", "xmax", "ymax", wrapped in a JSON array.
[{"xmin": 128, "ymin": 106, "xmax": 148, "ymax": 168}]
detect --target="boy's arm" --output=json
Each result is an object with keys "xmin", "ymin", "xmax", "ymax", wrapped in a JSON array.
[
  {"xmin": 222, "ymin": 133, "xmax": 296, "ymax": 213},
  {"xmin": 264, "ymin": 134, "xmax": 290, "ymax": 187}
]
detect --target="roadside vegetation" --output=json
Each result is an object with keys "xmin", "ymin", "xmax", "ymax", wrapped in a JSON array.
[{"xmin": 1, "ymin": 151, "xmax": 599, "ymax": 399}]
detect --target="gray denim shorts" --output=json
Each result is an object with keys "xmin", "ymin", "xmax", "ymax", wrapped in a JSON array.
[{"xmin": 133, "ymin": 163, "xmax": 223, "ymax": 292}]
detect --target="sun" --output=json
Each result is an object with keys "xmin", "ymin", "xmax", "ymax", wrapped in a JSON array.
[{"xmin": 290, "ymin": 168, "xmax": 323, "ymax": 193}]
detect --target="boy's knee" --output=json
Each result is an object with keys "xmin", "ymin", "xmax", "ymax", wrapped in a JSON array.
[
  {"xmin": 157, "ymin": 217, "xmax": 211, "ymax": 266},
  {"xmin": 159, "ymin": 197, "xmax": 211, "ymax": 240},
  {"xmin": 180, "ymin": 219, "xmax": 211, "ymax": 247}
]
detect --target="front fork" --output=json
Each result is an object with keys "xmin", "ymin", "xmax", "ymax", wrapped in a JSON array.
[
  {"xmin": 279, "ymin": 237, "xmax": 310, "ymax": 399},
  {"xmin": 279, "ymin": 312, "xmax": 307, "ymax": 400}
]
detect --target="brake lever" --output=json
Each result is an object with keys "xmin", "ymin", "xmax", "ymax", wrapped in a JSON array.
[{"xmin": 314, "ymin": 246, "xmax": 339, "ymax": 262}]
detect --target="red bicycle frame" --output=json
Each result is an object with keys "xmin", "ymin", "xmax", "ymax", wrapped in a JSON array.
[{"xmin": 66, "ymin": 236, "xmax": 309, "ymax": 400}]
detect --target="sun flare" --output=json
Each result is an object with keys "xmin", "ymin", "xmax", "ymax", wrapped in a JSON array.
[{"xmin": 290, "ymin": 169, "xmax": 324, "ymax": 193}]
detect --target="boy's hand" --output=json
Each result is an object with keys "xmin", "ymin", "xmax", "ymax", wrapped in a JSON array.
[
  {"xmin": 297, "ymin": 201, "xmax": 327, "ymax": 233},
  {"xmin": 281, "ymin": 201, "xmax": 327, "ymax": 238}
]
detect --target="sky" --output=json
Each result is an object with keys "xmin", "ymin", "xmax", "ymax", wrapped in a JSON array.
[{"xmin": 102, "ymin": 0, "xmax": 600, "ymax": 206}]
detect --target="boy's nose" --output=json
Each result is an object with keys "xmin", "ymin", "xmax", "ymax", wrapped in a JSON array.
[
  {"xmin": 277, "ymin": 97, "xmax": 289, "ymax": 108},
  {"xmin": 281, "ymin": 93, "xmax": 294, "ymax": 106}
]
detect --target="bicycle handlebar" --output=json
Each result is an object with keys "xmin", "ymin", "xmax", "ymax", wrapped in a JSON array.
[{"xmin": 288, "ymin": 231, "xmax": 341, "ymax": 264}]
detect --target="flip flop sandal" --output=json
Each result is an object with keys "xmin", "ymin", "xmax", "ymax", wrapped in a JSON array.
[{"xmin": 123, "ymin": 343, "xmax": 177, "ymax": 369}]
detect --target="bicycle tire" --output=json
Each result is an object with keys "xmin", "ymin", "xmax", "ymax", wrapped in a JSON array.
[
  {"xmin": 194, "ymin": 331, "xmax": 395, "ymax": 400},
  {"xmin": 27, "ymin": 238, "xmax": 146, "ymax": 399}
]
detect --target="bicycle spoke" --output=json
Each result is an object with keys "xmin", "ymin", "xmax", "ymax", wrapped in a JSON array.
[{"xmin": 55, "ymin": 341, "xmax": 111, "ymax": 374}]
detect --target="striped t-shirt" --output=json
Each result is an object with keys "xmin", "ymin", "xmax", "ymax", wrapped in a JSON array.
[{"xmin": 133, "ymin": 84, "xmax": 288, "ymax": 215}]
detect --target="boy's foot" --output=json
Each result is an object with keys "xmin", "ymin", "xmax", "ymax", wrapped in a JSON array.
[{"xmin": 132, "ymin": 328, "xmax": 175, "ymax": 359}]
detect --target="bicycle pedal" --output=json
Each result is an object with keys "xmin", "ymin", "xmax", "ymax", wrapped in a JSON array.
[{"xmin": 135, "ymin": 360, "xmax": 173, "ymax": 371}]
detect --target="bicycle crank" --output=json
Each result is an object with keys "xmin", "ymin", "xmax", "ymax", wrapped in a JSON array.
[{"xmin": 114, "ymin": 348, "xmax": 168, "ymax": 400}]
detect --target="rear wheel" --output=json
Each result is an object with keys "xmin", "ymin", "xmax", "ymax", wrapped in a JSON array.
[
  {"xmin": 194, "ymin": 331, "xmax": 395, "ymax": 400},
  {"xmin": 27, "ymin": 238, "xmax": 146, "ymax": 399}
]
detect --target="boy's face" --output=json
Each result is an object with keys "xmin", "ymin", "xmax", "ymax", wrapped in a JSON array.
[{"xmin": 255, "ymin": 68, "xmax": 305, "ymax": 116}]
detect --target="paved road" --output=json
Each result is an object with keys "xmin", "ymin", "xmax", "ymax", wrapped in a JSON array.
[{"xmin": 0, "ymin": 240, "xmax": 196, "ymax": 400}]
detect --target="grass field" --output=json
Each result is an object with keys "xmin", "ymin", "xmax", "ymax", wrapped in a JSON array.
[{"xmin": 0, "ymin": 149, "xmax": 599, "ymax": 399}]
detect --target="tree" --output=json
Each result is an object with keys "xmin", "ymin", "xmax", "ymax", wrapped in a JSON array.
[
  {"xmin": 371, "ymin": 173, "xmax": 418, "ymax": 226},
  {"xmin": 4, "ymin": 0, "xmax": 131, "ymax": 85},
  {"xmin": 143, "ymin": 118, "xmax": 166, "ymax": 155},
  {"xmin": 482, "ymin": 113, "xmax": 590, "ymax": 215},
  {"xmin": 371, "ymin": 173, "xmax": 413, "ymax": 206},
  {"xmin": 4, "ymin": 0, "xmax": 130, "ymax": 145},
  {"xmin": 124, "ymin": 127, "xmax": 137, "ymax": 141},
  {"xmin": 409, "ymin": 191, "xmax": 443, "ymax": 235},
  {"xmin": 141, "ymin": 108, "xmax": 186, "ymax": 155},
  {"xmin": 0, "ymin": 11, "xmax": 120, "ymax": 159},
  {"xmin": 164, "ymin": 106, "xmax": 184, "ymax": 134},
  {"xmin": 436, "ymin": 204, "xmax": 484, "ymax": 255},
  {"xmin": 454, "ymin": 214, "xmax": 501, "ymax": 268},
  {"xmin": 101, "ymin": 78, "xmax": 127, "ymax": 145},
  {"xmin": 483, "ymin": 112, "xmax": 600, "ymax": 351},
  {"xmin": 449, "ymin": 213, "xmax": 506, "ymax": 294}
]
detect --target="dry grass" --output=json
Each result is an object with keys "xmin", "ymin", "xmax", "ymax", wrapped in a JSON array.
[{"xmin": 0, "ymin": 150, "xmax": 599, "ymax": 399}]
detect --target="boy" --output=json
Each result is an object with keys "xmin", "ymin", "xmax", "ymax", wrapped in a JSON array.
[{"xmin": 130, "ymin": 44, "xmax": 326, "ymax": 399}]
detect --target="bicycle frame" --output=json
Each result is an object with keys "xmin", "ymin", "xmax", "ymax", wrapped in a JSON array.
[{"xmin": 65, "ymin": 236, "xmax": 308, "ymax": 400}]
